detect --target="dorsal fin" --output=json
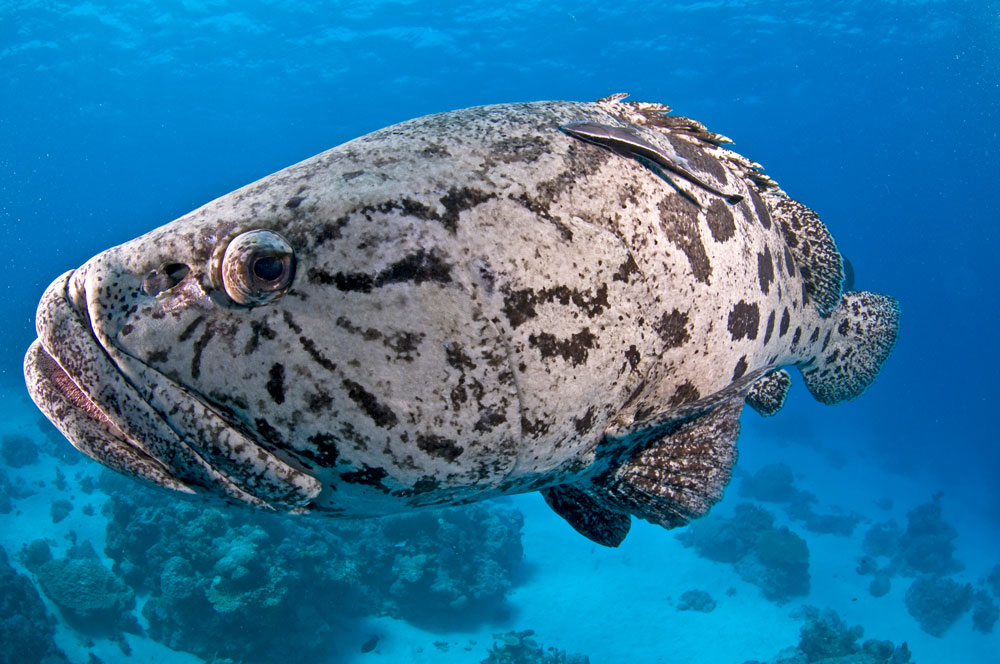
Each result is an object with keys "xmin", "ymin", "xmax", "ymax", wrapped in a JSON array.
[
  {"xmin": 768, "ymin": 195, "xmax": 845, "ymax": 315},
  {"xmin": 745, "ymin": 369, "xmax": 791, "ymax": 417},
  {"xmin": 601, "ymin": 398, "xmax": 742, "ymax": 530},
  {"xmin": 561, "ymin": 122, "xmax": 743, "ymax": 204}
]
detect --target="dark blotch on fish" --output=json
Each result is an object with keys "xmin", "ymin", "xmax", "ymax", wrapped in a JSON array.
[
  {"xmin": 343, "ymin": 379, "xmax": 398, "ymax": 428},
  {"xmin": 727, "ymin": 300, "xmax": 760, "ymax": 341},
  {"xmin": 266, "ymin": 363, "xmax": 285, "ymax": 405}
]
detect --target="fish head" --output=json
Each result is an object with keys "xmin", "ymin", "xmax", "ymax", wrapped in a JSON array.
[{"xmin": 25, "ymin": 140, "xmax": 523, "ymax": 515}]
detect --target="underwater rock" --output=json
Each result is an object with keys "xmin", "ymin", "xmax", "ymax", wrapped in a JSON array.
[
  {"xmin": 903, "ymin": 575, "xmax": 973, "ymax": 637},
  {"xmin": 744, "ymin": 605, "xmax": 911, "ymax": 664},
  {"xmin": 1, "ymin": 433, "xmax": 39, "ymax": 467},
  {"xmin": 102, "ymin": 476, "xmax": 524, "ymax": 664},
  {"xmin": 971, "ymin": 589, "xmax": 998, "ymax": 634},
  {"xmin": 897, "ymin": 495, "xmax": 962, "ymax": 576},
  {"xmin": 50, "ymin": 498, "xmax": 72, "ymax": 524},
  {"xmin": 677, "ymin": 589, "xmax": 716, "ymax": 612},
  {"xmin": 482, "ymin": 630, "xmax": 590, "ymax": 664},
  {"xmin": 34, "ymin": 541, "xmax": 137, "ymax": 634},
  {"xmin": 0, "ymin": 545, "xmax": 70, "ymax": 664}
]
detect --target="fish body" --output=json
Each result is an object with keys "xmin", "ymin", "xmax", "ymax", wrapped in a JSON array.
[{"xmin": 24, "ymin": 97, "xmax": 898, "ymax": 545}]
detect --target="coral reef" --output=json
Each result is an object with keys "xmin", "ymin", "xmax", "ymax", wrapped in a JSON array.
[
  {"xmin": 676, "ymin": 589, "xmax": 716, "ymax": 612},
  {"xmin": 34, "ymin": 418, "xmax": 81, "ymax": 465},
  {"xmin": 857, "ymin": 497, "xmax": 969, "ymax": 610},
  {"xmin": 987, "ymin": 564, "xmax": 1000, "ymax": 598},
  {"xmin": 1, "ymin": 433, "xmax": 39, "ymax": 467},
  {"xmin": 743, "ymin": 605, "xmax": 911, "ymax": 664},
  {"xmin": 677, "ymin": 503, "xmax": 810, "ymax": 603},
  {"xmin": 740, "ymin": 463, "xmax": 799, "ymax": 503},
  {"xmin": 740, "ymin": 463, "xmax": 860, "ymax": 536},
  {"xmin": 903, "ymin": 575, "xmax": 973, "ymax": 637},
  {"xmin": 0, "ymin": 545, "xmax": 70, "ymax": 664},
  {"xmin": 101, "ymin": 473, "xmax": 524, "ymax": 663},
  {"xmin": 50, "ymin": 498, "xmax": 73, "ymax": 524},
  {"xmin": 676, "ymin": 502, "xmax": 775, "ymax": 563},
  {"xmin": 735, "ymin": 527, "xmax": 811, "ymax": 603},
  {"xmin": 862, "ymin": 521, "xmax": 902, "ymax": 560},
  {"xmin": 896, "ymin": 495, "xmax": 962, "ymax": 577},
  {"xmin": 482, "ymin": 630, "xmax": 590, "ymax": 664},
  {"xmin": 0, "ymin": 468, "xmax": 34, "ymax": 514},
  {"xmin": 34, "ymin": 540, "xmax": 138, "ymax": 635},
  {"xmin": 970, "ymin": 589, "xmax": 998, "ymax": 634},
  {"xmin": 21, "ymin": 539, "xmax": 54, "ymax": 573}
]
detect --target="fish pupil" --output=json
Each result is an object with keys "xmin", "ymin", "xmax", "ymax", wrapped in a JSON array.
[{"xmin": 252, "ymin": 255, "xmax": 284, "ymax": 282}]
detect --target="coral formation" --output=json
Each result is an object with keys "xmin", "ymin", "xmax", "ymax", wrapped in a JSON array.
[
  {"xmin": 896, "ymin": 495, "xmax": 962, "ymax": 576},
  {"xmin": 101, "ymin": 473, "xmax": 524, "ymax": 663},
  {"xmin": 0, "ymin": 545, "xmax": 70, "ymax": 664},
  {"xmin": 1, "ymin": 433, "xmax": 39, "ymax": 467},
  {"xmin": 970, "ymin": 589, "xmax": 998, "ymax": 634},
  {"xmin": 743, "ymin": 605, "xmax": 911, "ymax": 664},
  {"xmin": 903, "ymin": 575, "xmax": 973, "ymax": 637},
  {"xmin": 741, "ymin": 463, "xmax": 799, "ymax": 503},
  {"xmin": 0, "ymin": 468, "xmax": 34, "ymax": 514},
  {"xmin": 482, "ymin": 630, "xmax": 590, "ymax": 664},
  {"xmin": 21, "ymin": 539, "xmax": 53, "ymax": 573},
  {"xmin": 50, "ymin": 498, "xmax": 72, "ymax": 524},
  {"xmin": 677, "ymin": 589, "xmax": 716, "ymax": 612},
  {"xmin": 862, "ymin": 521, "xmax": 902, "ymax": 560},
  {"xmin": 735, "ymin": 527, "xmax": 811, "ymax": 603},
  {"xmin": 34, "ymin": 540, "xmax": 138, "ymax": 635},
  {"xmin": 740, "ymin": 463, "xmax": 860, "ymax": 536},
  {"xmin": 677, "ymin": 502, "xmax": 775, "ymax": 563},
  {"xmin": 677, "ymin": 503, "xmax": 810, "ymax": 603},
  {"xmin": 987, "ymin": 564, "xmax": 1000, "ymax": 598}
]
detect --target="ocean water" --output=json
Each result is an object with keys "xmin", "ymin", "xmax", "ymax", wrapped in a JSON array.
[{"xmin": 2, "ymin": 1, "xmax": 999, "ymax": 663}]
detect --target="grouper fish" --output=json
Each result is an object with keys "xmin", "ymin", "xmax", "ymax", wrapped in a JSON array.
[{"xmin": 24, "ymin": 95, "xmax": 899, "ymax": 546}]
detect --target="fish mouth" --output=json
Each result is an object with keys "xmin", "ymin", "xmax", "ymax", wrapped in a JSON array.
[
  {"xmin": 24, "ymin": 268, "xmax": 321, "ymax": 510},
  {"xmin": 24, "ymin": 270, "xmax": 197, "ymax": 495},
  {"xmin": 25, "ymin": 336, "xmax": 192, "ymax": 493}
]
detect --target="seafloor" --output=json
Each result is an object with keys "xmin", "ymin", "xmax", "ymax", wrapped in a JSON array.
[{"xmin": 1, "ymin": 382, "xmax": 998, "ymax": 664}]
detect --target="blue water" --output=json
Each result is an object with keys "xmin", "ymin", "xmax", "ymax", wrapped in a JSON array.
[{"xmin": 2, "ymin": 1, "xmax": 999, "ymax": 663}]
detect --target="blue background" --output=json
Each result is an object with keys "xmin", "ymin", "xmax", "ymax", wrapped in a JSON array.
[
  {"xmin": 1, "ymin": 5, "xmax": 999, "ymax": 661},
  {"xmin": 4, "ymin": 0, "xmax": 998, "ymax": 507}
]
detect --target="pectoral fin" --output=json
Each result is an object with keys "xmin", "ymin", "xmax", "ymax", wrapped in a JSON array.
[
  {"xmin": 603, "ymin": 398, "xmax": 742, "ymax": 530},
  {"xmin": 541, "ymin": 484, "xmax": 631, "ymax": 547}
]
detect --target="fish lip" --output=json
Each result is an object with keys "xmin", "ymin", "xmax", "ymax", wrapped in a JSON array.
[
  {"xmin": 23, "ymin": 270, "xmax": 193, "ymax": 493},
  {"xmin": 26, "ymin": 266, "xmax": 322, "ymax": 511}
]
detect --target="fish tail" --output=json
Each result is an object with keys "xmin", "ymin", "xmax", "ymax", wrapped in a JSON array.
[{"xmin": 800, "ymin": 291, "xmax": 900, "ymax": 404}]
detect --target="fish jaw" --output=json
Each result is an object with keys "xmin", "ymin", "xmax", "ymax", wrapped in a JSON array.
[{"xmin": 24, "ymin": 265, "xmax": 323, "ymax": 510}]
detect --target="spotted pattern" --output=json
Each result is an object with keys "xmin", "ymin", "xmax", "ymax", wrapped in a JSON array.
[{"xmin": 24, "ymin": 97, "xmax": 896, "ymax": 540}]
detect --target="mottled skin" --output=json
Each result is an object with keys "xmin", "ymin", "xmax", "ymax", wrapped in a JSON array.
[{"xmin": 25, "ymin": 97, "xmax": 898, "ymax": 541}]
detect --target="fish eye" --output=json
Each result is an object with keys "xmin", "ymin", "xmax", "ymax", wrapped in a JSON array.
[{"xmin": 220, "ymin": 230, "xmax": 296, "ymax": 306}]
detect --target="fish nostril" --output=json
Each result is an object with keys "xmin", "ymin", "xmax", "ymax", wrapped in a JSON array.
[{"xmin": 142, "ymin": 262, "xmax": 191, "ymax": 297}]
